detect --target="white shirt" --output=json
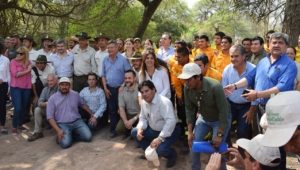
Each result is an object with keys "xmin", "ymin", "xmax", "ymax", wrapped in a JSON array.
[
  {"xmin": 31, "ymin": 64, "xmax": 55, "ymax": 85},
  {"xmin": 139, "ymin": 68, "xmax": 171, "ymax": 99},
  {"xmin": 72, "ymin": 45, "xmax": 96, "ymax": 76},
  {"xmin": 29, "ymin": 49, "xmax": 39, "ymax": 62},
  {"xmin": 94, "ymin": 49, "xmax": 108, "ymax": 77},
  {"xmin": 137, "ymin": 94, "xmax": 176, "ymax": 138},
  {"xmin": 0, "ymin": 55, "xmax": 10, "ymax": 83},
  {"xmin": 37, "ymin": 49, "xmax": 52, "ymax": 60}
]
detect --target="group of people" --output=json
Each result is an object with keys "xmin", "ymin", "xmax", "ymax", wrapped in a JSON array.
[{"xmin": 0, "ymin": 30, "xmax": 300, "ymax": 169}]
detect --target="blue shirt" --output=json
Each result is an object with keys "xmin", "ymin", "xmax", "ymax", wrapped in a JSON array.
[
  {"xmin": 157, "ymin": 46, "xmax": 174, "ymax": 62},
  {"xmin": 50, "ymin": 52, "xmax": 74, "ymax": 77},
  {"xmin": 79, "ymin": 87, "xmax": 107, "ymax": 118},
  {"xmin": 101, "ymin": 53, "xmax": 131, "ymax": 87},
  {"xmin": 246, "ymin": 54, "xmax": 297, "ymax": 105},
  {"xmin": 222, "ymin": 62, "xmax": 255, "ymax": 104}
]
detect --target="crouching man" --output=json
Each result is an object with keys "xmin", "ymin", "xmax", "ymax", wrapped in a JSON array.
[
  {"xmin": 47, "ymin": 77, "xmax": 92, "ymax": 149},
  {"xmin": 131, "ymin": 80, "xmax": 180, "ymax": 168}
]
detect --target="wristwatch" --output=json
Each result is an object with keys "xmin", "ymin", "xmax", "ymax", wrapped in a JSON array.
[{"xmin": 158, "ymin": 136, "xmax": 165, "ymax": 142}]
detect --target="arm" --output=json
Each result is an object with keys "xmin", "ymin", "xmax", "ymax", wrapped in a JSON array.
[
  {"xmin": 159, "ymin": 69, "xmax": 171, "ymax": 98},
  {"xmin": 214, "ymin": 84, "xmax": 229, "ymax": 132},
  {"xmin": 48, "ymin": 118, "xmax": 64, "ymax": 141},
  {"xmin": 136, "ymin": 104, "xmax": 148, "ymax": 130},
  {"xmin": 38, "ymin": 87, "xmax": 48, "ymax": 108},
  {"xmin": 94, "ymin": 89, "xmax": 107, "ymax": 118},
  {"xmin": 170, "ymin": 70, "xmax": 183, "ymax": 99},
  {"xmin": 158, "ymin": 100, "xmax": 176, "ymax": 139}
]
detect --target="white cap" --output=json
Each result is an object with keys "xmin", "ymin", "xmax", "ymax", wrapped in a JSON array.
[
  {"xmin": 145, "ymin": 146, "xmax": 160, "ymax": 167},
  {"xmin": 59, "ymin": 77, "xmax": 71, "ymax": 84},
  {"xmin": 177, "ymin": 63, "xmax": 201, "ymax": 79},
  {"xmin": 259, "ymin": 91, "xmax": 300, "ymax": 147},
  {"xmin": 237, "ymin": 134, "xmax": 280, "ymax": 167}
]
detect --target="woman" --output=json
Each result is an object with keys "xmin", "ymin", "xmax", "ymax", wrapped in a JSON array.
[
  {"xmin": 116, "ymin": 38, "xmax": 125, "ymax": 53},
  {"xmin": 10, "ymin": 46, "xmax": 32, "ymax": 134},
  {"xmin": 122, "ymin": 38, "xmax": 135, "ymax": 58},
  {"xmin": 139, "ymin": 51, "xmax": 171, "ymax": 99},
  {"xmin": 0, "ymin": 43, "xmax": 10, "ymax": 134},
  {"xmin": 286, "ymin": 46, "xmax": 300, "ymax": 91}
]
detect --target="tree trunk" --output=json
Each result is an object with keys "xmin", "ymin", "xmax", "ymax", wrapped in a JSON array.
[
  {"xmin": 282, "ymin": 0, "xmax": 300, "ymax": 47},
  {"xmin": 134, "ymin": 0, "xmax": 162, "ymax": 38}
]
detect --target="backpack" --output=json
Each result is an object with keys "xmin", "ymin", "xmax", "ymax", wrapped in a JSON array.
[{"xmin": 32, "ymin": 66, "xmax": 44, "ymax": 97}]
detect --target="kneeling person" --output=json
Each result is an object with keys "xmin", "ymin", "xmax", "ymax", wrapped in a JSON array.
[
  {"xmin": 131, "ymin": 80, "xmax": 179, "ymax": 168},
  {"xmin": 47, "ymin": 77, "xmax": 92, "ymax": 149}
]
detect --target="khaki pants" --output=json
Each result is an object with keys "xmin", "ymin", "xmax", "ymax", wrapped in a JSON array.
[
  {"xmin": 116, "ymin": 114, "xmax": 137, "ymax": 135},
  {"xmin": 33, "ymin": 107, "xmax": 46, "ymax": 133}
]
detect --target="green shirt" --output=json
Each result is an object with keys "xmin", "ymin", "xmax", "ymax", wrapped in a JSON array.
[{"xmin": 184, "ymin": 77, "xmax": 229, "ymax": 130}]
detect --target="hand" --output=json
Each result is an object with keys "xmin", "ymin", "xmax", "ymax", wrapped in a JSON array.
[
  {"xmin": 118, "ymin": 86, "xmax": 124, "ymax": 93},
  {"xmin": 150, "ymin": 138, "xmax": 162, "ymax": 149},
  {"xmin": 27, "ymin": 64, "xmax": 33, "ymax": 72},
  {"xmin": 89, "ymin": 116, "xmax": 97, "ymax": 126},
  {"xmin": 124, "ymin": 119, "xmax": 133, "ymax": 129},
  {"xmin": 137, "ymin": 128, "xmax": 144, "ymax": 141},
  {"xmin": 226, "ymin": 148, "xmax": 245, "ymax": 169},
  {"xmin": 224, "ymin": 84, "xmax": 235, "ymax": 96},
  {"xmin": 104, "ymin": 88, "xmax": 111, "ymax": 98},
  {"xmin": 56, "ymin": 129, "xmax": 64, "ymax": 141},
  {"xmin": 33, "ymin": 96, "xmax": 38, "ymax": 106},
  {"xmin": 187, "ymin": 132, "xmax": 194, "ymax": 149},
  {"xmin": 205, "ymin": 153, "xmax": 221, "ymax": 170},
  {"xmin": 243, "ymin": 109, "xmax": 254, "ymax": 125},
  {"xmin": 212, "ymin": 136, "xmax": 222, "ymax": 148},
  {"xmin": 241, "ymin": 89, "xmax": 257, "ymax": 101}
]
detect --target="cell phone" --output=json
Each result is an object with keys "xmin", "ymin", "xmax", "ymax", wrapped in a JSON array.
[{"xmin": 243, "ymin": 89, "xmax": 250, "ymax": 95}]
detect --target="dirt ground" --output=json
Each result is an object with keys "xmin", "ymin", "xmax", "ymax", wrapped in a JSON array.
[{"xmin": 0, "ymin": 110, "xmax": 299, "ymax": 170}]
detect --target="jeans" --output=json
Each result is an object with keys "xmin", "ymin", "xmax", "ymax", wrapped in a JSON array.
[
  {"xmin": 131, "ymin": 125, "xmax": 180, "ymax": 159},
  {"xmin": 0, "ymin": 83, "xmax": 8, "ymax": 126},
  {"xmin": 106, "ymin": 86, "xmax": 120, "ymax": 133},
  {"xmin": 57, "ymin": 119, "xmax": 92, "ymax": 149},
  {"xmin": 229, "ymin": 101, "xmax": 251, "ymax": 139},
  {"xmin": 10, "ymin": 87, "xmax": 31, "ymax": 128},
  {"xmin": 192, "ymin": 115, "xmax": 231, "ymax": 170}
]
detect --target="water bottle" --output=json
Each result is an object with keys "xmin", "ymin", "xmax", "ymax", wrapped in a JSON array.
[{"xmin": 192, "ymin": 141, "xmax": 228, "ymax": 154}]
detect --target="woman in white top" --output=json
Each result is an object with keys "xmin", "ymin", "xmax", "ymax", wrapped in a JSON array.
[
  {"xmin": 139, "ymin": 50, "xmax": 171, "ymax": 99},
  {"xmin": 0, "ymin": 43, "xmax": 10, "ymax": 134},
  {"xmin": 122, "ymin": 38, "xmax": 135, "ymax": 59}
]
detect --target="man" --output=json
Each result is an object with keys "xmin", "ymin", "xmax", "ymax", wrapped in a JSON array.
[
  {"xmin": 72, "ymin": 32, "xmax": 96, "ymax": 92},
  {"xmin": 195, "ymin": 35, "xmax": 215, "ymax": 66},
  {"xmin": 94, "ymin": 34, "xmax": 109, "ymax": 78},
  {"xmin": 21, "ymin": 35, "xmax": 39, "ymax": 61},
  {"xmin": 178, "ymin": 63, "xmax": 230, "ymax": 170},
  {"xmin": 264, "ymin": 30, "xmax": 275, "ymax": 53},
  {"xmin": 28, "ymin": 74, "xmax": 58, "ymax": 142},
  {"xmin": 116, "ymin": 70, "xmax": 140, "ymax": 138},
  {"xmin": 157, "ymin": 32, "xmax": 174, "ymax": 63},
  {"xmin": 211, "ymin": 36, "xmax": 233, "ymax": 78},
  {"xmin": 131, "ymin": 80, "xmax": 179, "ymax": 168},
  {"xmin": 68, "ymin": 36, "xmax": 78, "ymax": 51},
  {"xmin": 242, "ymin": 38, "xmax": 252, "ymax": 60},
  {"xmin": 128, "ymin": 52, "xmax": 142, "ymax": 76},
  {"xmin": 259, "ymin": 91, "xmax": 300, "ymax": 156},
  {"xmin": 178, "ymin": 63, "xmax": 231, "ymax": 170},
  {"xmin": 5, "ymin": 34, "xmax": 21, "ymax": 60},
  {"xmin": 222, "ymin": 45, "xmax": 255, "ymax": 140},
  {"xmin": 50, "ymin": 40, "xmax": 74, "ymax": 81},
  {"xmin": 47, "ymin": 77, "xmax": 92, "ymax": 149},
  {"xmin": 213, "ymin": 32, "xmax": 226, "ymax": 53},
  {"xmin": 249, "ymin": 36, "xmax": 266, "ymax": 65},
  {"xmin": 102, "ymin": 40, "xmax": 131, "ymax": 137},
  {"xmin": 31, "ymin": 55, "xmax": 55, "ymax": 104},
  {"xmin": 191, "ymin": 35, "xmax": 200, "ymax": 58},
  {"xmin": 37, "ymin": 34, "xmax": 53, "ymax": 59},
  {"xmin": 295, "ymin": 34, "xmax": 300, "ymax": 63},
  {"xmin": 194, "ymin": 54, "xmax": 222, "ymax": 81},
  {"xmin": 79, "ymin": 73, "xmax": 106, "ymax": 130}
]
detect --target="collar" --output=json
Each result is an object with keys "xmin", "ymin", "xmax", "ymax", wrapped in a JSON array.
[
  {"xmin": 148, "ymin": 93, "xmax": 159, "ymax": 105},
  {"xmin": 125, "ymin": 83, "xmax": 138, "ymax": 92},
  {"xmin": 195, "ymin": 77, "xmax": 208, "ymax": 92}
]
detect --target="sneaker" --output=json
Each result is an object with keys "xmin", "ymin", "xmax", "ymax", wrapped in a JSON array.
[
  {"xmin": 1, "ymin": 128, "xmax": 8, "ymax": 134},
  {"xmin": 12, "ymin": 128, "xmax": 18, "ymax": 135},
  {"xmin": 18, "ymin": 126, "xmax": 28, "ymax": 132},
  {"xmin": 28, "ymin": 132, "xmax": 44, "ymax": 142}
]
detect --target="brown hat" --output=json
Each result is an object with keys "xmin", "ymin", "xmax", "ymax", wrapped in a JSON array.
[
  {"xmin": 41, "ymin": 34, "xmax": 53, "ymax": 42},
  {"xmin": 128, "ymin": 52, "xmax": 142, "ymax": 60}
]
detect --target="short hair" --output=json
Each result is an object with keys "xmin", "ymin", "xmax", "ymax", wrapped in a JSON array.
[
  {"xmin": 222, "ymin": 36, "xmax": 233, "ymax": 44},
  {"xmin": 108, "ymin": 39, "xmax": 118, "ymax": 46},
  {"xmin": 138, "ymin": 80, "xmax": 156, "ymax": 92},
  {"xmin": 252, "ymin": 36, "xmax": 264, "ymax": 45},
  {"xmin": 87, "ymin": 72, "xmax": 98, "ymax": 80},
  {"xmin": 174, "ymin": 40, "xmax": 187, "ymax": 48},
  {"xmin": 214, "ymin": 32, "xmax": 226, "ymax": 38},
  {"xmin": 194, "ymin": 54, "xmax": 209, "ymax": 65},
  {"xmin": 56, "ymin": 39, "xmax": 65, "ymax": 46},
  {"xmin": 125, "ymin": 69, "xmax": 136, "ymax": 77},
  {"xmin": 162, "ymin": 32, "xmax": 172, "ymax": 40},
  {"xmin": 242, "ymin": 38, "xmax": 252, "ymax": 44},
  {"xmin": 269, "ymin": 32, "xmax": 289, "ymax": 45},
  {"xmin": 287, "ymin": 46, "xmax": 297, "ymax": 55},
  {"xmin": 176, "ymin": 47, "xmax": 189, "ymax": 57},
  {"xmin": 47, "ymin": 73, "xmax": 58, "ymax": 80},
  {"xmin": 230, "ymin": 44, "xmax": 247, "ymax": 56},
  {"xmin": 199, "ymin": 35, "xmax": 209, "ymax": 42},
  {"xmin": 194, "ymin": 35, "xmax": 200, "ymax": 40},
  {"xmin": 266, "ymin": 30, "xmax": 276, "ymax": 35},
  {"xmin": 125, "ymin": 38, "xmax": 134, "ymax": 44}
]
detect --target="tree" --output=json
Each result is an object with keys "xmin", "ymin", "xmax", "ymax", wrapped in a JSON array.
[{"xmin": 282, "ymin": 0, "xmax": 300, "ymax": 46}]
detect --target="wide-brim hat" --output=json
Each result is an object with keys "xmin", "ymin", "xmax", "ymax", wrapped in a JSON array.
[
  {"xmin": 94, "ymin": 33, "xmax": 110, "ymax": 41},
  {"xmin": 34, "ymin": 55, "xmax": 50, "ymax": 63},
  {"xmin": 75, "ymin": 32, "xmax": 91, "ymax": 39},
  {"xmin": 128, "ymin": 52, "xmax": 142, "ymax": 60},
  {"xmin": 41, "ymin": 34, "xmax": 53, "ymax": 42}
]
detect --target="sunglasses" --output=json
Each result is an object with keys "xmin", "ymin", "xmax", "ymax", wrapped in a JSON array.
[{"xmin": 17, "ymin": 52, "xmax": 24, "ymax": 55}]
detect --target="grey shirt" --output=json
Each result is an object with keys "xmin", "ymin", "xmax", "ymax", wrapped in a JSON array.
[
  {"xmin": 118, "ymin": 84, "xmax": 140, "ymax": 115},
  {"xmin": 38, "ymin": 86, "xmax": 58, "ymax": 107}
]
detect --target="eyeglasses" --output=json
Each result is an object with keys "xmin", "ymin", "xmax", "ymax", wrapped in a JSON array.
[{"xmin": 17, "ymin": 52, "xmax": 24, "ymax": 55}]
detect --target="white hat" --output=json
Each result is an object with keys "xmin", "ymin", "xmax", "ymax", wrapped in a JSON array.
[
  {"xmin": 177, "ymin": 63, "xmax": 201, "ymax": 79},
  {"xmin": 237, "ymin": 134, "xmax": 280, "ymax": 167},
  {"xmin": 259, "ymin": 91, "xmax": 300, "ymax": 147},
  {"xmin": 145, "ymin": 146, "xmax": 160, "ymax": 167},
  {"xmin": 59, "ymin": 77, "xmax": 71, "ymax": 84}
]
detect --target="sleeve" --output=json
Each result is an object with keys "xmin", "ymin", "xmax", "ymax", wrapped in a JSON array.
[
  {"xmin": 79, "ymin": 89, "xmax": 86, "ymax": 105},
  {"xmin": 5, "ymin": 59, "xmax": 10, "ymax": 85},
  {"xmin": 159, "ymin": 69, "xmax": 171, "ymax": 98},
  {"xmin": 46, "ymin": 95, "xmax": 56, "ymax": 120},
  {"xmin": 124, "ymin": 57, "xmax": 131, "ymax": 71},
  {"xmin": 221, "ymin": 66, "xmax": 230, "ymax": 88},
  {"xmin": 91, "ymin": 50, "xmax": 97, "ymax": 74},
  {"xmin": 245, "ymin": 67, "xmax": 256, "ymax": 88},
  {"xmin": 184, "ymin": 87, "xmax": 196, "ymax": 124},
  {"xmin": 170, "ymin": 69, "xmax": 183, "ymax": 99},
  {"xmin": 213, "ymin": 84, "xmax": 229, "ymax": 130},
  {"xmin": 276, "ymin": 62, "xmax": 297, "ymax": 91},
  {"xmin": 38, "ymin": 87, "xmax": 48, "ymax": 104},
  {"xmin": 10, "ymin": 60, "xmax": 18, "ymax": 77},
  {"xmin": 118, "ymin": 90, "xmax": 125, "ymax": 108},
  {"xmin": 94, "ymin": 89, "xmax": 107, "ymax": 118},
  {"xmin": 101, "ymin": 58, "xmax": 106, "ymax": 78},
  {"xmin": 158, "ymin": 100, "xmax": 177, "ymax": 138},
  {"xmin": 136, "ymin": 103, "xmax": 148, "ymax": 130}
]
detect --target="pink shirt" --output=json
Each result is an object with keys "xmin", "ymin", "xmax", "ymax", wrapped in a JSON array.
[{"xmin": 10, "ymin": 59, "xmax": 32, "ymax": 89}]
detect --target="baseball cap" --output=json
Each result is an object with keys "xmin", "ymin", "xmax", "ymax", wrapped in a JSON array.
[
  {"xmin": 177, "ymin": 63, "xmax": 201, "ymax": 79},
  {"xmin": 145, "ymin": 146, "xmax": 160, "ymax": 167},
  {"xmin": 237, "ymin": 134, "xmax": 280, "ymax": 167},
  {"xmin": 259, "ymin": 91, "xmax": 300, "ymax": 147},
  {"xmin": 59, "ymin": 77, "xmax": 71, "ymax": 84}
]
